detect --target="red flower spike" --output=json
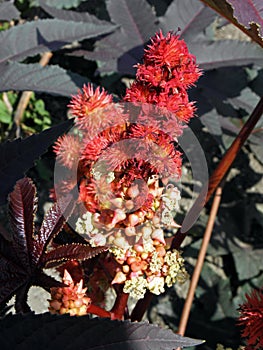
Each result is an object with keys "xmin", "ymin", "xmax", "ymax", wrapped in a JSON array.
[
  {"xmin": 125, "ymin": 30, "xmax": 201, "ymax": 123},
  {"xmin": 56, "ymin": 31, "xmax": 200, "ymax": 255},
  {"xmin": 238, "ymin": 288, "xmax": 263, "ymax": 349}
]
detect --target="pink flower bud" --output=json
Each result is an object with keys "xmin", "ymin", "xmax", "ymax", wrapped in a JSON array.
[
  {"xmin": 128, "ymin": 213, "xmax": 139, "ymax": 226},
  {"xmin": 152, "ymin": 229, "xmax": 166, "ymax": 245},
  {"xmin": 112, "ymin": 271, "xmax": 127, "ymax": 284}
]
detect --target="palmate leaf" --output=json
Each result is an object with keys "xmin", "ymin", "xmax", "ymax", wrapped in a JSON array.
[
  {"xmin": 0, "ymin": 62, "xmax": 88, "ymax": 96},
  {"xmin": 77, "ymin": 0, "xmax": 158, "ymax": 74},
  {"xmin": 43, "ymin": 244, "xmax": 107, "ymax": 268},
  {"xmin": 201, "ymin": 0, "xmax": 263, "ymax": 48},
  {"xmin": 34, "ymin": 0, "xmax": 87, "ymax": 9},
  {"xmin": 0, "ymin": 178, "xmax": 105, "ymax": 312},
  {"xmin": 39, "ymin": 0, "xmax": 108, "ymax": 24},
  {"xmin": 0, "ymin": 313, "xmax": 204, "ymax": 350},
  {"xmin": 159, "ymin": 0, "xmax": 217, "ymax": 42},
  {"xmin": 0, "ymin": 1, "xmax": 20, "ymax": 21},
  {"xmin": 0, "ymin": 178, "xmax": 73, "ymax": 309},
  {"xmin": 0, "ymin": 18, "xmax": 117, "ymax": 65},
  {"xmin": 0, "ymin": 119, "xmax": 73, "ymax": 205},
  {"xmin": 159, "ymin": 0, "xmax": 263, "ymax": 70}
]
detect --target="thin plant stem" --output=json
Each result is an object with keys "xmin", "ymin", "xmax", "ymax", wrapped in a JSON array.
[
  {"xmin": 130, "ymin": 290, "xmax": 152, "ymax": 322},
  {"xmin": 88, "ymin": 303, "xmax": 111, "ymax": 318},
  {"xmin": 110, "ymin": 289, "xmax": 129, "ymax": 320},
  {"xmin": 131, "ymin": 96, "xmax": 263, "ymax": 322},
  {"xmin": 13, "ymin": 52, "xmax": 53, "ymax": 138},
  {"xmin": 171, "ymin": 95, "xmax": 263, "ymax": 250},
  {"xmin": 177, "ymin": 185, "xmax": 223, "ymax": 336}
]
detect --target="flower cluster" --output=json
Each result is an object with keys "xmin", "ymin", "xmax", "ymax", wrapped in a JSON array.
[
  {"xmin": 49, "ymin": 270, "xmax": 91, "ymax": 316},
  {"xmin": 54, "ymin": 30, "xmax": 201, "ymax": 301},
  {"xmin": 111, "ymin": 239, "xmax": 188, "ymax": 299},
  {"xmin": 238, "ymin": 288, "xmax": 263, "ymax": 349}
]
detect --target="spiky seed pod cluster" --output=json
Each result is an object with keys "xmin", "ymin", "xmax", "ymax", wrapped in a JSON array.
[{"xmin": 238, "ymin": 288, "xmax": 263, "ymax": 349}]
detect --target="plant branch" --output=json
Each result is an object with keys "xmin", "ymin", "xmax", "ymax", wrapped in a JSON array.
[
  {"xmin": 87, "ymin": 303, "xmax": 111, "ymax": 318},
  {"xmin": 13, "ymin": 52, "xmax": 53, "ymax": 138},
  {"xmin": 130, "ymin": 290, "xmax": 152, "ymax": 322},
  {"xmin": 2, "ymin": 92, "xmax": 13, "ymax": 113},
  {"xmin": 110, "ymin": 288, "xmax": 129, "ymax": 320},
  {"xmin": 171, "ymin": 95, "xmax": 263, "ymax": 250},
  {"xmin": 177, "ymin": 185, "xmax": 223, "ymax": 336}
]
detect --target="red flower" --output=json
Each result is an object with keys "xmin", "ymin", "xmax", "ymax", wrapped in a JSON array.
[
  {"xmin": 69, "ymin": 83, "xmax": 126, "ymax": 141},
  {"xmin": 238, "ymin": 288, "xmax": 263, "ymax": 349},
  {"xmin": 53, "ymin": 134, "xmax": 81, "ymax": 169},
  {"xmin": 69, "ymin": 83, "xmax": 112, "ymax": 119}
]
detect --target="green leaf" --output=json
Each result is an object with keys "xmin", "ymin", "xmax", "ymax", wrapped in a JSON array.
[
  {"xmin": 232, "ymin": 245, "xmax": 263, "ymax": 280},
  {"xmin": 0, "ymin": 100, "xmax": 12, "ymax": 124}
]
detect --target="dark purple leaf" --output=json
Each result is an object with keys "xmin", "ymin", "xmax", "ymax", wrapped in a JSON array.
[
  {"xmin": 193, "ymin": 66, "xmax": 248, "ymax": 116},
  {"xmin": 189, "ymin": 40, "xmax": 263, "ymax": 70},
  {"xmin": 0, "ymin": 313, "xmax": 204, "ymax": 349},
  {"xmin": 0, "ymin": 251, "xmax": 26, "ymax": 306},
  {"xmin": 200, "ymin": 0, "xmax": 263, "ymax": 47},
  {"xmin": 0, "ymin": 62, "xmax": 88, "ymax": 96},
  {"xmin": 0, "ymin": 1, "xmax": 20, "ymax": 21},
  {"xmin": 8, "ymin": 178, "xmax": 37, "ymax": 268},
  {"xmin": 227, "ymin": 0, "xmax": 263, "ymax": 39},
  {"xmin": 0, "ymin": 119, "xmax": 73, "ymax": 205},
  {"xmin": 43, "ymin": 244, "xmax": 107, "ymax": 267},
  {"xmin": 0, "ymin": 19, "xmax": 117, "ymax": 64},
  {"xmin": 39, "ymin": 0, "xmax": 108, "ymax": 25},
  {"xmin": 0, "ymin": 177, "xmax": 76, "ymax": 310},
  {"xmin": 81, "ymin": 0, "xmax": 158, "ymax": 74},
  {"xmin": 39, "ymin": 0, "xmax": 86, "ymax": 9},
  {"xmin": 159, "ymin": 0, "xmax": 217, "ymax": 42},
  {"xmin": 32, "ymin": 195, "xmax": 75, "ymax": 265},
  {"xmin": 200, "ymin": 109, "xmax": 224, "ymax": 147}
]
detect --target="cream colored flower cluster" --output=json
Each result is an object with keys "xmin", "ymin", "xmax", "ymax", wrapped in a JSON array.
[{"xmin": 111, "ymin": 240, "xmax": 188, "ymax": 300}]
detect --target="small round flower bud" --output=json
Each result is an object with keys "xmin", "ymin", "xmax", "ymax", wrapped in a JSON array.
[
  {"xmin": 127, "ymin": 185, "xmax": 140, "ymax": 199},
  {"xmin": 131, "ymin": 261, "xmax": 142, "ymax": 272},
  {"xmin": 122, "ymin": 265, "xmax": 130, "ymax": 273},
  {"xmin": 128, "ymin": 214, "xmax": 140, "ymax": 226}
]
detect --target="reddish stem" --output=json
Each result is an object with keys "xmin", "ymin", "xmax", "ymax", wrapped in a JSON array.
[
  {"xmin": 110, "ymin": 289, "xmax": 129, "ymax": 320},
  {"xmin": 171, "ymin": 95, "xmax": 263, "ymax": 250},
  {"xmin": 130, "ymin": 290, "xmax": 152, "ymax": 322},
  {"xmin": 87, "ymin": 303, "xmax": 111, "ymax": 318}
]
